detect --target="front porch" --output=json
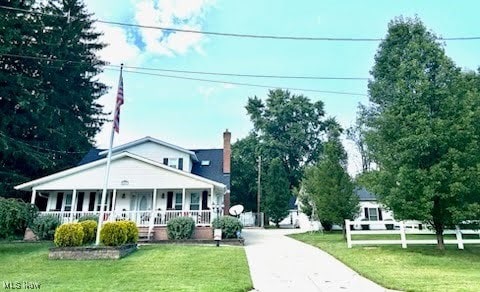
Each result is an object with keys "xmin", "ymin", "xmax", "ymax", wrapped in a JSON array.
[
  {"xmin": 33, "ymin": 187, "xmax": 224, "ymax": 228},
  {"xmin": 40, "ymin": 210, "xmax": 213, "ymax": 226}
]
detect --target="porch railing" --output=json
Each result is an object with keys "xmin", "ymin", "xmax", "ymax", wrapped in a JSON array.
[{"xmin": 39, "ymin": 210, "xmax": 212, "ymax": 226}]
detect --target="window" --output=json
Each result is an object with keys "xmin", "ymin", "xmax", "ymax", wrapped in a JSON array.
[
  {"xmin": 190, "ymin": 193, "xmax": 200, "ymax": 210},
  {"xmin": 175, "ymin": 193, "xmax": 183, "ymax": 210},
  {"xmin": 64, "ymin": 194, "xmax": 72, "ymax": 211},
  {"xmin": 364, "ymin": 207, "xmax": 383, "ymax": 221},
  {"xmin": 164, "ymin": 158, "xmax": 181, "ymax": 169}
]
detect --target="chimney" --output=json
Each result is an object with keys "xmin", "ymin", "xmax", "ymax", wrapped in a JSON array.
[{"xmin": 223, "ymin": 129, "xmax": 231, "ymax": 174}]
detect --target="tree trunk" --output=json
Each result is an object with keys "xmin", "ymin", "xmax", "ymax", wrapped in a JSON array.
[
  {"xmin": 435, "ymin": 229, "xmax": 445, "ymax": 250},
  {"xmin": 432, "ymin": 196, "xmax": 445, "ymax": 250},
  {"xmin": 342, "ymin": 225, "xmax": 346, "ymax": 240}
]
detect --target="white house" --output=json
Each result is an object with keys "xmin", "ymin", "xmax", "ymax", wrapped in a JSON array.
[
  {"xmin": 296, "ymin": 187, "xmax": 395, "ymax": 231},
  {"xmin": 15, "ymin": 130, "xmax": 232, "ymax": 239}
]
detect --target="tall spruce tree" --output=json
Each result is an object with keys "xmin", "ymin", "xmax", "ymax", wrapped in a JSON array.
[
  {"xmin": 366, "ymin": 17, "xmax": 480, "ymax": 249},
  {"xmin": 0, "ymin": 0, "xmax": 107, "ymax": 197},
  {"xmin": 302, "ymin": 122, "xmax": 358, "ymax": 236},
  {"xmin": 263, "ymin": 157, "xmax": 290, "ymax": 227}
]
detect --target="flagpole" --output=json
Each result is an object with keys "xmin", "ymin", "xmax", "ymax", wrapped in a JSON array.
[{"xmin": 95, "ymin": 64, "xmax": 123, "ymax": 246}]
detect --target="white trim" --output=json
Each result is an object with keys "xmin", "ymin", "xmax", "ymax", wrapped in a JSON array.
[
  {"xmin": 98, "ymin": 136, "xmax": 199, "ymax": 161},
  {"xmin": 15, "ymin": 152, "xmax": 226, "ymax": 191}
]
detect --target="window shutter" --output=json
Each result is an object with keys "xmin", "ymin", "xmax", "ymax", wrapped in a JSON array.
[
  {"xmin": 178, "ymin": 158, "xmax": 183, "ymax": 170},
  {"xmin": 378, "ymin": 208, "xmax": 383, "ymax": 220},
  {"xmin": 364, "ymin": 207, "xmax": 369, "ymax": 219},
  {"xmin": 163, "ymin": 158, "xmax": 168, "ymax": 165}
]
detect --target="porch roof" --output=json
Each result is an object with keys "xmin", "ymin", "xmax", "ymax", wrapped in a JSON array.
[{"xmin": 14, "ymin": 152, "xmax": 226, "ymax": 191}]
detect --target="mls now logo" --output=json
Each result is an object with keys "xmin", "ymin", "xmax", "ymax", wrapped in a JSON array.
[{"xmin": 3, "ymin": 281, "xmax": 41, "ymax": 289}]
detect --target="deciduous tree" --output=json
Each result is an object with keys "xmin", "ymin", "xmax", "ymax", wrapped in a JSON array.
[{"xmin": 365, "ymin": 17, "xmax": 480, "ymax": 249}]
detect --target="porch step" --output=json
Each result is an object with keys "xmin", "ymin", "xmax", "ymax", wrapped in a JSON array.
[{"xmin": 138, "ymin": 227, "xmax": 153, "ymax": 242}]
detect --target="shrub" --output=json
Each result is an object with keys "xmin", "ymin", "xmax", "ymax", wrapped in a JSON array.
[
  {"xmin": 79, "ymin": 220, "xmax": 97, "ymax": 244},
  {"xmin": 212, "ymin": 216, "xmax": 243, "ymax": 239},
  {"xmin": 100, "ymin": 222, "xmax": 127, "ymax": 246},
  {"xmin": 167, "ymin": 217, "xmax": 195, "ymax": 240},
  {"xmin": 78, "ymin": 214, "xmax": 99, "ymax": 222},
  {"xmin": 54, "ymin": 223, "xmax": 84, "ymax": 247},
  {"xmin": 117, "ymin": 220, "xmax": 138, "ymax": 243},
  {"xmin": 30, "ymin": 214, "xmax": 61, "ymax": 240},
  {"xmin": 0, "ymin": 197, "xmax": 38, "ymax": 239}
]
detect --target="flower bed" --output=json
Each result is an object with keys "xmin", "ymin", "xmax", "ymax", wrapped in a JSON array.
[{"xmin": 48, "ymin": 244, "xmax": 137, "ymax": 260}]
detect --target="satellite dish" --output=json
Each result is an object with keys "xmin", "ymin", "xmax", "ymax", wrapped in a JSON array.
[{"xmin": 229, "ymin": 204, "xmax": 244, "ymax": 216}]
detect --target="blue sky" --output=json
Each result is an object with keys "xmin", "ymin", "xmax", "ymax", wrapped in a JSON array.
[{"xmin": 85, "ymin": 0, "xmax": 480, "ymax": 174}]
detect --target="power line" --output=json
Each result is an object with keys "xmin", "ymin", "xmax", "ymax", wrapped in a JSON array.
[
  {"xmin": 105, "ymin": 68, "xmax": 368, "ymax": 96},
  {"xmin": 0, "ymin": 132, "xmax": 89, "ymax": 154},
  {"xmin": 1, "ymin": 5, "xmax": 480, "ymax": 42},
  {"xmin": 1, "ymin": 53, "xmax": 367, "ymax": 95},
  {"xmin": 2, "ymin": 53, "xmax": 369, "ymax": 80}
]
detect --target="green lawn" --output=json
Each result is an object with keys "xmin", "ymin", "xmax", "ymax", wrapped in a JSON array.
[
  {"xmin": 290, "ymin": 232, "xmax": 480, "ymax": 292},
  {"xmin": 0, "ymin": 242, "xmax": 253, "ymax": 292}
]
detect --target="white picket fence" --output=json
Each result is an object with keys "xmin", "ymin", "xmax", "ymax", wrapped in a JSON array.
[{"xmin": 345, "ymin": 219, "xmax": 480, "ymax": 249}]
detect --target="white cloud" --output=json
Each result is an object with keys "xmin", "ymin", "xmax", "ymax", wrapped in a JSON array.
[
  {"xmin": 133, "ymin": 0, "xmax": 215, "ymax": 56},
  {"xmin": 95, "ymin": 23, "xmax": 141, "ymax": 65}
]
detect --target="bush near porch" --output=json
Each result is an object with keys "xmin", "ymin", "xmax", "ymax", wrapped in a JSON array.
[
  {"xmin": 290, "ymin": 231, "xmax": 480, "ymax": 292},
  {"xmin": 212, "ymin": 216, "xmax": 243, "ymax": 238},
  {"xmin": 0, "ymin": 242, "xmax": 253, "ymax": 291}
]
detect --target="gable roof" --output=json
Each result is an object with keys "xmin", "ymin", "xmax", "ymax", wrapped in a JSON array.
[
  {"xmin": 98, "ymin": 136, "xmax": 199, "ymax": 162},
  {"xmin": 355, "ymin": 187, "xmax": 377, "ymax": 201},
  {"xmin": 15, "ymin": 152, "xmax": 226, "ymax": 191},
  {"xmin": 191, "ymin": 149, "xmax": 230, "ymax": 189},
  {"xmin": 77, "ymin": 148, "xmax": 105, "ymax": 165}
]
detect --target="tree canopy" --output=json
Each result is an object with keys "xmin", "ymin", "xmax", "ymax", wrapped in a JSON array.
[
  {"xmin": 364, "ymin": 17, "xmax": 480, "ymax": 249},
  {"xmin": 246, "ymin": 89, "xmax": 327, "ymax": 189},
  {"xmin": 0, "ymin": 0, "xmax": 107, "ymax": 197}
]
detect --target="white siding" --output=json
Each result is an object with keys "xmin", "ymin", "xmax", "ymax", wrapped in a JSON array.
[
  {"xmin": 35, "ymin": 157, "xmax": 213, "ymax": 190},
  {"xmin": 125, "ymin": 142, "xmax": 193, "ymax": 172}
]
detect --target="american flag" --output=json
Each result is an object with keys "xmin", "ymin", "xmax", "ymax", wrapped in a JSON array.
[{"xmin": 113, "ymin": 70, "xmax": 124, "ymax": 133}]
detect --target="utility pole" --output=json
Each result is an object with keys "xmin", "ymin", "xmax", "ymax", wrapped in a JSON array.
[{"xmin": 257, "ymin": 155, "xmax": 262, "ymax": 226}]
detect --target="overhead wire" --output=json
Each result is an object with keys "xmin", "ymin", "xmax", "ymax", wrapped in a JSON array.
[
  {"xmin": 0, "ymin": 132, "xmax": 90, "ymax": 154},
  {"xmin": 2, "ymin": 53, "xmax": 369, "ymax": 81},
  {"xmin": 1, "ymin": 53, "xmax": 368, "ymax": 96},
  {"xmin": 1, "ymin": 5, "xmax": 480, "ymax": 42}
]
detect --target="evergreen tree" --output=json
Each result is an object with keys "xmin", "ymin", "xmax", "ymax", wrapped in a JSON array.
[
  {"xmin": 0, "ymin": 0, "xmax": 107, "ymax": 197},
  {"xmin": 231, "ymin": 134, "xmax": 259, "ymax": 211},
  {"xmin": 263, "ymin": 158, "xmax": 290, "ymax": 227},
  {"xmin": 302, "ymin": 122, "xmax": 358, "ymax": 236}
]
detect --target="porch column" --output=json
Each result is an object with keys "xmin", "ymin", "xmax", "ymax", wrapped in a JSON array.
[
  {"xmin": 210, "ymin": 187, "xmax": 215, "ymax": 224},
  {"xmin": 70, "ymin": 189, "xmax": 77, "ymax": 223},
  {"xmin": 30, "ymin": 189, "xmax": 37, "ymax": 205},
  {"xmin": 110, "ymin": 189, "xmax": 117, "ymax": 221},
  {"xmin": 148, "ymin": 189, "xmax": 157, "ymax": 240},
  {"xmin": 182, "ymin": 188, "xmax": 186, "ymax": 213}
]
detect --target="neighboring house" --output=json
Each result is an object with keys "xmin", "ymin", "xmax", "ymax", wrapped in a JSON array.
[
  {"xmin": 14, "ymin": 130, "xmax": 232, "ymax": 239},
  {"xmin": 353, "ymin": 187, "xmax": 394, "ymax": 230},
  {"xmin": 295, "ymin": 187, "xmax": 395, "ymax": 231}
]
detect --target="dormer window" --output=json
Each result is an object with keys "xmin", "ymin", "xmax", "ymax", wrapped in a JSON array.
[
  {"xmin": 201, "ymin": 160, "xmax": 210, "ymax": 166},
  {"xmin": 163, "ymin": 158, "xmax": 184, "ymax": 170}
]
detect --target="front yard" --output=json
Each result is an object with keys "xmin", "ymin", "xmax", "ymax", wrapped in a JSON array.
[
  {"xmin": 290, "ymin": 232, "xmax": 480, "ymax": 292},
  {"xmin": 0, "ymin": 242, "xmax": 253, "ymax": 291}
]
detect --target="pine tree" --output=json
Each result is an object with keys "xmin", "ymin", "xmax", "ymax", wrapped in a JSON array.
[
  {"xmin": 263, "ymin": 158, "xmax": 290, "ymax": 227},
  {"xmin": 0, "ymin": 0, "xmax": 107, "ymax": 197}
]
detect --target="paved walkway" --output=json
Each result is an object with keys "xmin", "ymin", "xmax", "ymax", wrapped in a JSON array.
[{"xmin": 243, "ymin": 228, "xmax": 391, "ymax": 292}]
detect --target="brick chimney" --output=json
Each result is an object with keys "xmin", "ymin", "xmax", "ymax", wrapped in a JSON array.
[{"xmin": 223, "ymin": 129, "xmax": 231, "ymax": 174}]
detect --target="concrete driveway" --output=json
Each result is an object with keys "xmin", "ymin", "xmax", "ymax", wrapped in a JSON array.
[{"xmin": 243, "ymin": 228, "xmax": 391, "ymax": 292}]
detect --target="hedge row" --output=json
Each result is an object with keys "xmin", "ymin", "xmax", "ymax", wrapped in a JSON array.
[{"xmin": 54, "ymin": 220, "xmax": 138, "ymax": 247}]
